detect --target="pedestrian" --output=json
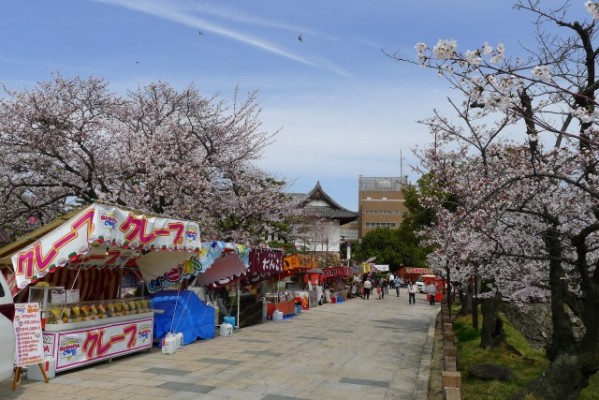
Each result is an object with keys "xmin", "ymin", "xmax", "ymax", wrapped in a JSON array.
[
  {"xmin": 394, "ymin": 276, "xmax": 401, "ymax": 297},
  {"xmin": 382, "ymin": 277, "xmax": 389, "ymax": 295},
  {"xmin": 353, "ymin": 275, "xmax": 363, "ymax": 299},
  {"xmin": 363, "ymin": 278, "xmax": 372, "ymax": 300},
  {"xmin": 408, "ymin": 281, "xmax": 417, "ymax": 305},
  {"xmin": 426, "ymin": 282, "xmax": 437, "ymax": 305},
  {"xmin": 376, "ymin": 283, "xmax": 382, "ymax": 299}
]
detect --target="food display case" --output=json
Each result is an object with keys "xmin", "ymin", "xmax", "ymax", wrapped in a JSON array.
[
  {"xmin": 31, "ymin": 287, "xmax": 154, "ymax": 374},
  {"xmin": 29, "ymin": 286, "xmax": 69, "ymax": 311}
]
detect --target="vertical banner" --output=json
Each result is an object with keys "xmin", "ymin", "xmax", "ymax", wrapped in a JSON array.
[
  {"xmin": 14, "ymin": 303, "xmax": 44, "ymax": 366},
  {"xmin": 346, "ymin": 242, "xmax": 351, "ymax": 263}
]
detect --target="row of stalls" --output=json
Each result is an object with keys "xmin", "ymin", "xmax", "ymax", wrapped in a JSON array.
[{"xmin": 0, "ymin": 203, "xmax": 357, "ymax": 378}]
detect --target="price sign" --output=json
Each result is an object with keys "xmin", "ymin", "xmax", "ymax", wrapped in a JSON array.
[
  {"xmin": 13, "ymin": 303, "xmax": 44, "ymax": 367},
  {"xmin": 65, "ymin": 289, "xmax": 80, "ymax": 304}
]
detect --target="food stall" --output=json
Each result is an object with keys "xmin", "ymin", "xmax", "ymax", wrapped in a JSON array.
[
  {"xmin": 244, "ymin": 248, "xmax": 285, "ymax": 321},
  {"xmin": 256, "ymin": 253, "xmax": 316, "ymax": 318},
  {"xmin": 421, "ymin": 274, "xmax": 445, "ymax": 302},
  {"xmin": 0, "ymin": 203, "xmax": 201, "ymax": 374},
  {"xmin": 397, "ymin": 267, "xmax": 432, "ymax": 285},
  {"xmin": 322, "ymin": 266, "xmax": 353, "ymax": 302},
  {"xmin": 145, "ymin": 240, "xmax": 251, "ymax": 331}
]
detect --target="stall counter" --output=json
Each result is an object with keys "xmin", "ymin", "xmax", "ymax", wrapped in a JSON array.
[
  {"xmin": 37, "ymin": 294, "xmax": 154, "ymax": 374},
  {"xmin": 42, "ymin": 312, "xmax": 154, "ymax": 373},
  {"xmin": 266, "ymin": 300, "xmax": 295, "ymax": 319}
]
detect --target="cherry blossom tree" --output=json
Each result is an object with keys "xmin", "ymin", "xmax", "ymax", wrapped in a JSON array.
[
  {"xmin": 395, "ymin": 1, "xmax": 599, "ymax": 398},
  {"xmin": 0, "ymin": 74, "xmax": 294, "ymax": 245}
]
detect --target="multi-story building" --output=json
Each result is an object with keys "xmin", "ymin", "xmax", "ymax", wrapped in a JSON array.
[{"xmin": 357, "ymin": 176, "xmax": 408, "ymax": 239}]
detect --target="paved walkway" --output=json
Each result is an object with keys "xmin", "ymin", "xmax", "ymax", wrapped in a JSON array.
[{"xmin": 0, "ymin": 292, "xmax": 438, "ymax": 400}]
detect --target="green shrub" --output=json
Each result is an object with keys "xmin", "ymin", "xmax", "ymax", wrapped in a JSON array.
[{"xmin": 455, "ymin": 323, "xmax": 480, "ymax": 342}]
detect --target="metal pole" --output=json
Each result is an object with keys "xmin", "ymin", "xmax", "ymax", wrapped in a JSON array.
[{"xmin": 236, "ymin": 280, "xmax": 240, "ymax": 330}]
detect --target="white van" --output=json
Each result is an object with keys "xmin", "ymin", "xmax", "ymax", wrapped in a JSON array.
[{"xmin": 0, "ymin": 272, "xmax": 15, "ymax": 382}]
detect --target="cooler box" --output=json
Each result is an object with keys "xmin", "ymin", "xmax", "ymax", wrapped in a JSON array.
[{"xmin": 27, "ymin": 357, "xmax": 55, "ymax": 380}]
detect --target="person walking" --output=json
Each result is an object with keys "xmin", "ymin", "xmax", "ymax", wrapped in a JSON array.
[
  {"xmin": 363, "ymin": 278, "xmax": 372, "ymax": 300},
  {"xmin": 376, "ymin": 283, "xmax": 382, "ymax": 300},
  {"xmin": 408, "ymin": 281, "xmax": 417, "ymax": 305},
  {"xmin": 426, "ymin": 282, "xmax": 437, "ymax": 305},
  {"xmin": 353, "ymin": 275, "xmax": 363, "ymax": 299},
  {"xmin": 394, "ymin": 276, "xmax": 401, "ymax": 297}
]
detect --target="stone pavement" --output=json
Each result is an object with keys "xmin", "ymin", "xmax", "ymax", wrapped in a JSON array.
[{"xmin": 0, "ymin": 292, "xmax": 438, "ymax": 400}]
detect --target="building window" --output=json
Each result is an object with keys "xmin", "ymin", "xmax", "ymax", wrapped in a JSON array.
[
  {"xmin": 364, "ymin": 210, "xmax": 402, "ymax": 215},
  {"xmin": 365, "ymin": 222, "xmax": 397, "ymax": 228}
]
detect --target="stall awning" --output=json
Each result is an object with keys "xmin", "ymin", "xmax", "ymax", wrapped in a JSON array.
[
  {"xmin": 194, "ymin": 253, "xmax": 246, "ymax": 287},
  {"xmin": 399, "ymin": 267, "xmax": 431, "ymax": 275},
  {"xmin": 282, "ymin": 254, "xmax": 317, "ymax": 272},
  {"xmin": 146, "ymin": 241, "xmax": 249, "ymax": 292},
  {"xmin": 3, "ymin": 203, "xmax": 201, "ymax": 293},
  {"xmin": 322, "ymin": 266, "xmax": 353, "ymax": 279}
]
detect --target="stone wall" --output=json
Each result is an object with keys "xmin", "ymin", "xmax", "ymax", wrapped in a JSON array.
[
  {"xmin": 501, "ymin": 302, "xmax": 586, "ymax": 350},
  {"xmin": 501, "ymin": 303, "xmax": 552, "ymax": 350}
]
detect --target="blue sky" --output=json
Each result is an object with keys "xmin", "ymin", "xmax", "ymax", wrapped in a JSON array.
[{"xmin": 0, "ymin": 1, "xmax": 589, "ymax": 211}]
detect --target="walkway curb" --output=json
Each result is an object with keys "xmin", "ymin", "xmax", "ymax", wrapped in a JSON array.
[{"xmin": 414, "ymin": 309, "xmax": 439, "ymax": 400}]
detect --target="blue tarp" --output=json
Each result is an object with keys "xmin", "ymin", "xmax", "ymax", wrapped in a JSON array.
[{"xmin": 152, "ymin": 290, "xmax": 215, "ymax": 347}]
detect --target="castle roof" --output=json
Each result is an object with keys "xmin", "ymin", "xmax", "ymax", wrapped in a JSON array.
[{"xmin": 297, "ymin": 181, "xmax": 359, "ymax": 225}]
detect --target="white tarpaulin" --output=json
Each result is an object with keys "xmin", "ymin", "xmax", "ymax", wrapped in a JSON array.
[
  {"xmin": 372, "ymin": 264, "xmax": 390, "ymax": 272},
  {"xmin": 10, "ymin": 203, "xmax": 201, "ymax": 290}
]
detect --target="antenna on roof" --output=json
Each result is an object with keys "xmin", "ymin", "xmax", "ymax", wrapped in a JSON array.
[{"xmin": 400, "ymin": 149, "xmax": 404, "ymax": 181}]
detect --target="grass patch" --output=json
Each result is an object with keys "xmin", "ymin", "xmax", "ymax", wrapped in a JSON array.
[
  {"xmin": 455, "ymin": 312, "xmax": 548, "ymax": 399},
  {"xmin": 454, "ymin": 311, "xmax": 599, "ymax": 399}
]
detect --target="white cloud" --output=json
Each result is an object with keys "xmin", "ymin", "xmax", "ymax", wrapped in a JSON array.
[{"xmin": 94, "ymin": 0, "xmax": 350, "ymax": 76}]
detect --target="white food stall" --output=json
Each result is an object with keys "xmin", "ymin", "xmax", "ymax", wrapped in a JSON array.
[{"xmin": 1, "ymin": 203, "xmax": 201, "ymax": 374}]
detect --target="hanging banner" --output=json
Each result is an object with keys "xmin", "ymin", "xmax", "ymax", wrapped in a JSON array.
[
  {"xmin": 14, "ymin": 303, "xmax": 44, "ymax": 367},
  {"xmin": 11, "ymin": 204, "xmax": 201, "ymax": 290},
  {"xmin": 246, "ymin": 249, "xmax": 284, "ymax": 283},
  {"xmin": 322, "ymin": 266, "xmax": 353, "ymax": 279},
  {"xmin": 282, "ymin": 254, "xmax": 317, "ymax": 272}
]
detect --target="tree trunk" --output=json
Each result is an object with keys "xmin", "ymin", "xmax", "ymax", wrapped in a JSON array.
[
  {"xmin": 457, "ymin": 283, "xmax": 472, "ymax": 317},
  {"xmin": 545, "ymin": 226, "xmax": 576, "ymax": 360},
  {"xmin": 516, "ymin": 227, "xmax": 599, "ymax": 398},
  {"xmin": 479, "ymin": 292, "xmax": 504, "ymax": 349}
]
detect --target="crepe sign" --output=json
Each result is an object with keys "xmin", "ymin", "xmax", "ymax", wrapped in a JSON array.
[
  {"xmin": 43, "ymin": 317, "xmax": 153, "ymax": 372},
  {"xmin": 11, "ymin": 204, "xmax": 201, "ymax": 289}
]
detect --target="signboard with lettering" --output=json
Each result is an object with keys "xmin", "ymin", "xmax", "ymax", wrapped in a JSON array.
[
  {"xmin": 11, "ymin": 203, "xmax": 201, "ymax": 290},
  {"xmin": 42, "ymin": 317, "xmax": 153, "ymax": 372},
  {"xmin": 13, "ymin": 303, "xmax": 44, "ymax": 367}
]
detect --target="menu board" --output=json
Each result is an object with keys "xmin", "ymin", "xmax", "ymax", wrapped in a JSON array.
[
  {"xmin": 13, "ymin": 303, "xmax": 44, "ymax": 366},
  {"xmin": 50, "ymin": 289, "xmax": 65, "ymax": 304}
]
